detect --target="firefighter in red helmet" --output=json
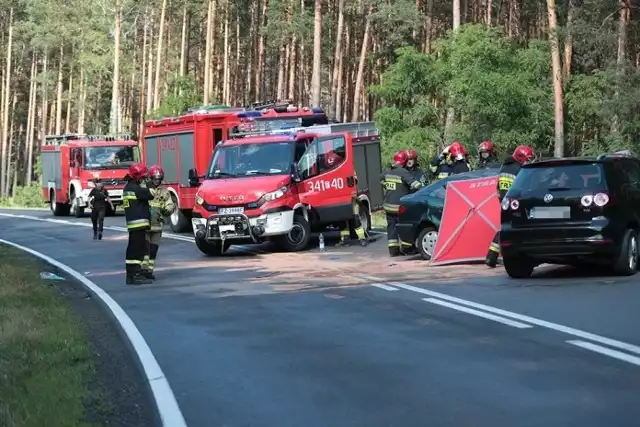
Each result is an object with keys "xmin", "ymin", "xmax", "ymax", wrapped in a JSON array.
[
  {"xmin": 405, "ymin": 149, "xmax": 427, "ymax": 186},
  {"xmin": 449, "ymin": 142, "xmax": 471, "ymax": 175},
  {"xmin": 141, "ymin": 165, "xmax": 175, "ymax": 280},
  {"xmin": 123, "ymin": 163, "xmax": 154, "ymax": 285},
  {"xmin": 478, "ymin": 140, "xmax": 499, "ymax": 168},
  {"xmin": 381, "ymin": 151, "xmax": 424, "ymax": 256},
  {"xmin": 485, "ymin": 145, "xmax": 535, "ymax": 268}
]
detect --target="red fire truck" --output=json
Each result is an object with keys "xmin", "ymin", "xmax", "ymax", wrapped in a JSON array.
[
  {"xmin": 188, "ymin": 121, "xmax": 383, "ymax": 255},
  {"xmin": 41, "ymin": 133, "xmax": 140, "ymax": 217},
  {"xmin": 141, "ymin": 104, "xmax": 328, "ymax": 232}
]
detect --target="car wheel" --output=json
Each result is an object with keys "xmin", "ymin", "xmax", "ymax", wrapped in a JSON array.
[
  {"xmin": 612, "ymin": 228, "xmax": 638, "ymax": 276},
  {"xmin": 416, "ymin": 226, "xmax": 438, "ymax": 260},
  {"xmin": 277, "ymin": 215, "xmax": 311, "ymax": 252},
  {"xmin": 503, "ymin": 255, "xmax": 535, "ymax": 279},
  {"xmin": 169, "ymin": 193, "xmax": 191, "ymax": 233}
]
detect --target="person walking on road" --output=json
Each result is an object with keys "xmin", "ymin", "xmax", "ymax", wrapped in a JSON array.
[
  {"xmin": 123, "ymin": 163, "xmax": 154, "ymax": 285},
  {"xmin": 88, "ymin": 178, "xmax": 113, "ymax": 240},
  {"xmin": 381, "ymin": 151, "xmax": 424, "ymax": 256},
  {"xmin": 141, "ymin": 165, "xmax": 175, "ymax": 280},
  {"xmin": 485, "ymin": 145, "xmax": 535, "ymax": 268}
]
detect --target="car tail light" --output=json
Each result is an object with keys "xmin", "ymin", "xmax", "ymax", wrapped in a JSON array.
[
  {"xmin": 501, "ymin": 197, "xmax": 519, "ymax": 211},
  {"xmin": 398, "ymin": 205, "xmax": 407, "ymax": 215},
  {"xmin": 580, "ymin": 192, "xmax": 610, "ymax": 207}
]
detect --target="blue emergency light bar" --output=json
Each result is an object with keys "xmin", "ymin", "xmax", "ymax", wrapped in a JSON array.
[
  {"xmin": 311, "ymin": 107, "xmax": 325, "ymax": 114},
  {"xmin": 237, "ymin": 111, "xmax": 262, "ymax": 118}
]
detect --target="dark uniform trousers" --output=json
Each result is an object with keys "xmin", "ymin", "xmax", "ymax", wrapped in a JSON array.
[
  {"xmin": 485, "ymin": 162, "xmax": 520, "ymax": 267},
  {"xmin": 126, "ymin": 228, "xmax": 149, "ymax": 276},
  {"xmin": 91, "ymin": 208, "xmax": 105, "ymax": 234},
  {"xmin": 339, "ymin": 198, "xmax": 367, "ymax": 243},
  {"xmin": 143, "ymin": 230, "xmax": 162, "ymax": 272}
]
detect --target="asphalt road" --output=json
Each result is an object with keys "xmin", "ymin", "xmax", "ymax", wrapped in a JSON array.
[{"xmin": 1, "ymin": 208, "xmax": 639, "ymax": 427}]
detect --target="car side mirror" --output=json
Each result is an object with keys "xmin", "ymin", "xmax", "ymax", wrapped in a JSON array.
[
  {"xmin": 290, "ymin": 163, "xmax": 301, "ymax": 183},
  {"xmin": 188, "ymin": 168, "xmax": 200, "ymax": 187}
]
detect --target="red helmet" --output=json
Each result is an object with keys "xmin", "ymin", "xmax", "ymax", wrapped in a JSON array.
[
  {"xmin": 393, "ymin": 151, "xmax": 408, "ymax": 166},
  {"xmin": 513, "ymin": 145, "xmax": 535, "ymax": 164},
  {"xmin": 449, "ymin": 142, "xmax": 465, "ymax": 161},
  {"xmin": 478, "ymin": 140, "xmax": 494, "ymax": 154},
  {"xmin": 149, "ymin": 165, "xmax": 165, "ymax": 180},
  {"xmin": 128, "ymin": 163, "xmax": 148, "ymax": 181},
  {"xmin": 405, "ymin": 149, "xmax": 418, "ymax": 160}
]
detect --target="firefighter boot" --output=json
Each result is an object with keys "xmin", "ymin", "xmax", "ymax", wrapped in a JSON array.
[
  {"xmin": 359, "ymin": 238, "xmax": 368, "ymax": 247},
  {"xmin": 141, "ymin": 268, "xmax": 155, "ymax": 280},
  {"xmin": 126, "ymin": 265, "xmax": 152, "ymax": 285},
  {"xmin": 335, "ymin": 229, "xmax": 351, "ymax": 247},
  {"xmin": 93, "ymin": 231, "xmax": 98, "ymax": 240},
  {"xmin": 98, "ymin": 232, "xmax": 102, "ymax": 240},
  {"xmin": 485, "ymin": 238, "xmax": 500, "ymax": 268}
]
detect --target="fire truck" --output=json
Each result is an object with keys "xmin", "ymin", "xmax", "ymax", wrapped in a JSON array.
[
  {"xmin": 141, "ymin": 103, "xmax": 329, "ymax": 232},
  {"xmin": 41, "ymin": 133, "xmax": 140, "ymax": 217},
  {"xmin": 188, "ymin": 120, "xmax": 383, "ymax": 255}
]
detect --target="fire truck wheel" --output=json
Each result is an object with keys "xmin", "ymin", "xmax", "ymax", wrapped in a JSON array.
[
  {"xmin": 169, "ymin": 194, "xmax": 190, "ymax": 233},
  {"xmin": 195, "ymin": 237, "xmax": 230, "ymax": 256},
  {"xmin": 349, "ymin": 202, "xmax": 371, "ymax": 239},
  {"xmin": 277, "ymin": 214, "xmax": 311, "ymax": 252},
  {"xmin": 69, "ymin": 189, "xmax": 85, "ymax": 218},
  {"xmin": 50, "ymin": 191, "xmax": 70, "ymax": 216}
]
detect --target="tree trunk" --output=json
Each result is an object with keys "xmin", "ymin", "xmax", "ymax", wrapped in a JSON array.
[
  {"xmin": 443, "ymin": 0, "xmax": 461, "ymax": 145},
  {"xmin": 110, "ymin": 0, "xmax": 121, "ymax": 133},
  {"xmin": 611, "ymin": 0, "xmax": 629, "ymax": 136},
  {"xmin": 351, "ymin": 6, "xmax": 373, "ymax": 122},
  {"xmin": 146, "ymin": 16, "xmax": 155, "ymax": 114},
  {"xmin": 1, "ymin": 8, "xmax": 14, "ymax": 197},
  {"xmin": 140, "ymin": 12, "xmax": 148, "ymax": 131},
  {"xmin": 486, "ymin": 0, "xmax": 492, "ymax": 25},
  {"xmin": 5, "ymin": 92, "xmax": 17, "ymax": 195},
  {"xmin": 25, "ymin": 53, "xmax": 36, "ymax": 186},
  {"xmin": 55, "ymin": 44, "xmax": 64, "ymax": 134},
  {"xmin": 546, "ymin": 0, "xmax": 565, "ymax": 157},
  {"xmin": 203, "ymin": 0, "xmax": 213, "ymax": 104},
  {"xmin": 78, "ymin": 67, "xmax": 86, "ymax": 134},
  {"xmin": 328, "ymin": 0, "xmax": 344, "ymax": 120},
  {"xmin": 153, "ymin": 0, "xmax": 168, "ymax": 110},
  {"xmin": 65, "ymin": 66, "xmax": 73, "ymax": 133},
  {"xmin": 310, "ymin": 0, "xmax": 322, "ymax": 107},
  {"xmin": 255, "ymin": 0, "xmax": 269, "ymax": 100},
  {"xmin": 179, "ymin": 5, "xmax": 189, "ymax": 78},
  {"xmin": 562, "ymin": 0, "xmax": 574, "ymax": 81},
  {"xmin": 287, "ymin": 36, "xmax": 297, "ymax": 101},
  {"xmin": 223, "ymin": 0, "xmax": 230, "ymax": 104}
]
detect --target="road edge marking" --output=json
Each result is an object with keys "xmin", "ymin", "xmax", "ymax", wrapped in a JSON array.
[
  {"xmin": 424, "ymin": 298, "xmax": 533, "ymax": 329},
  {"xmin": 568, "ymin": 340, "xmax": 640, "ymax": 367},
  {"xmin": 390, "ymin": 282, "xmax": 640, "ymax": 356},
  {"xmin": 371, "ymin": 283, "xmax": 399, "ymax": 291},
  {"xmin": 0, "ymin": 238, "xmax": 188, "ymax": 427}
]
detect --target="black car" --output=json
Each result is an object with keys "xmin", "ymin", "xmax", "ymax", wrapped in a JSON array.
[
  {"xmin": 396, "ymin": 168, "xmax": 500, "ymax": 259},
  {"xmin": 500, "ymin": 154, "xmax": 640, "ymax": 278}
]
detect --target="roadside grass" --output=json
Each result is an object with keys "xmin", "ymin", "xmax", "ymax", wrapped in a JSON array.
[
  {"xmin": 0, "ymin": 245, "xmax": 100, "ymax": 427},
  {"xmin": 0, "ymin": 184, "xmax": 46, "ymax": 209}
]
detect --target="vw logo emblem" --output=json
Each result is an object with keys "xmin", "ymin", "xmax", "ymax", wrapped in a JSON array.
[{"xmin": 543, "ymin": 193, "xmax": 553, "ymax": 203}]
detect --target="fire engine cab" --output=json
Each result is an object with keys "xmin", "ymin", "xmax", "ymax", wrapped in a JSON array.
[
  {"xmin": 188, "ymin": 120, "xmax": 383, "ymax": 255},
  {"xmin": 142, "ymin": 103, "xmax": 329, "ymax": 232},
  {"xmin": 41, "ymin": 133, "xmax": 140, "ymax": 217}
]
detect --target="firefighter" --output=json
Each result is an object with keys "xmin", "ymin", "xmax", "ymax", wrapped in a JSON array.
[
  {"xmin": 430, "ymin": 145, "xmax": 453, "ymax": 181},
  {"xmin": 123, "ymin": 163, "xmax": 154, "ymax": 285},
  {"xmin": 88, "ymin": 178, "xmax": 113, "ymax": 240},
  {"xmin": 325, "ymin": 151, "xmax": 368, "ymax": 247},
  {"xmin": 382, "ymin": 151, "xmax": 424, "ymax": 256},
  {"xmin": 449, "ymin": 142, "xmax": 471, "ymax": 175},
  {"xmin": 485, "ymin": 145, "xmax": 535, "ymax": 268},
  {"xmin": 141, "ymin": 165, "xmax": 175, "ymax": 279},
  {"xmin": 478, "ymin": 140, "xmax": 499, "ymax": 168},
  {"xmin": 405, "ymin": 149, "xmax": 427, "ymax": 186}
]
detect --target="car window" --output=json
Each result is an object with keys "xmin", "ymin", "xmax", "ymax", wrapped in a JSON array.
[
  {"xmin": 510, "ymin": 162, "xmax": 607, "ymax": 194},
  {"xmin": 427, "ymin": 183, "xmax": 446, "ymax": 199}
]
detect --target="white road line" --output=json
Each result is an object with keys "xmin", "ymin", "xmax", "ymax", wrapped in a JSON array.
[
  {"xmin": 424, "ymin": 298, "xmax": 533, "ymax": 329},
  {"xmin": 0, "ymin": 238, "xmax": 187, "ymax": 427},
  {"xmin": 389, "ymin": 282, "xmax": 640, "ymax": 356},
  {"xmin": 568, "ymin": 340, "xmax": 640, "ymax": 367},
  {"xmin": 371, "ymin": 283, "xmax": 399, "ymax": 291}
]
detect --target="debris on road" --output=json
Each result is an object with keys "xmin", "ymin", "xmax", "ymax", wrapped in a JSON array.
[{"xmin": 39, "ymin": 272, "xmax": 65, "ymax": 281}]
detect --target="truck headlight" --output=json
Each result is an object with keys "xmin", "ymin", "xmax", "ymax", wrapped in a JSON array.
[
  {"xmin": 196, "ymin": 195, "xmax": 204, "ymax": 206},
  {"xmin": 258, "ymin": 186, "xmax": 288, "ymax": 204}
]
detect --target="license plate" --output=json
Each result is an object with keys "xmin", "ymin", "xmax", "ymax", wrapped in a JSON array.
[
  {"xmin": 219, "ymin": 224, "xmax": 235, "ymax": 233},
  {"xmin": 219, "ymin": 207, "xmax": 244, "ymax": 215},
  {"xmin": 530, "ymin": 206, "xmax": 570, "ymax": 219}
]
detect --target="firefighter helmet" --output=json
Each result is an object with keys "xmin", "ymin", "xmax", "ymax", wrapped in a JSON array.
[
  {"xmin": 513, "ymin": 145, "xmax": 535, "ymax": 164},
  {"xmin": 149, "ymin": 165, "xmax": 165, "ymax": 180},
  {"xmin": 478, "ymin": 140, "xmax": 494, "ymax": 154},
  {"xmin": 128, "ymin": 163, "xmax": 148, "ymax": 181},
  {"xmin": 393, "ymin": 151, "xmax": 408, "ymax": 166},
  {"xmin": 449, "ymin": 143, "xmax": 466, "ymax": 161},
  {"xmin": 405, "ymin": 149, "xmax": 418, "ymax": 160}
]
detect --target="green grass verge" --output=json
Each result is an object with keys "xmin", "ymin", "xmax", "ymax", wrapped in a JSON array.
[{"xmin": 0, "ymin": 245, "xmax": 99, "ymax": 427}]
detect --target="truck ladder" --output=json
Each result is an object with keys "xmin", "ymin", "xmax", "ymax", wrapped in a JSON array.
[{"xmin": 230, "ymin": 121, "xmax": 379, "ymax": 139}]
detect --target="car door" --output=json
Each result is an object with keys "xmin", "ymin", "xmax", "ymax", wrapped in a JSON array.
[{"xmin": 295, "ymin": 133, "xmax": 355, "ymax": 221}]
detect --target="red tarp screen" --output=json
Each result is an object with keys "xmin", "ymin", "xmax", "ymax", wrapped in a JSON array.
[{"xmin": 430, "ymin": 176, "xmax": 501, "ymax": 266}]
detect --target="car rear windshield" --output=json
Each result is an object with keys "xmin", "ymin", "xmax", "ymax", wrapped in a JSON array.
[{"xmin": 509, "ymin": 162, "xmax": 606, "ymax": 194}]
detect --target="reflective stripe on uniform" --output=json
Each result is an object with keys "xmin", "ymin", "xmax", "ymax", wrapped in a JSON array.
[
  {"xmin": 340, "ymin": 229, "xmax": 350, "ymax": 239},
  {"xmin": 498, "ymin": 172, "xmax": 516, "ymax": 191},
  {"xmin": 436, "ymin": 172, "xmax": 450, "ymax": 179},
  {"xmin": 383, "ymin": 175, "xmax": 404, "ymax": 184},
  {"xmin": 149, "ymin": 201, "xmax": 163, "ymax": 207},
  {"xmin": 149, "ymin": 225, "xmax": 163, "ymax": 231},
  {"xmin": 127, "ymin": 219, "xmax": 150, "ymax": 230},
  {"xmin": 354, "ymin": 226, "xmax": 365, "ymax": 240},
  {"xmin": 383, "ymin": 203, "xmax": 400, "ymax": 213},
  {"xmin": 489, "ymin": 242, "xmax": 500, "ymax": 252},
  {"xmin": 410, "ymin": 180, "xmax": 422, "ymax": 190},
  {"xmin": 388, "ymin": 239, "xmax": 399, "ymax": 247},
  {"xmin": 400, "ymin": 240, "xmax": 413, "ymax": 247},
  {"xmin": 126, "ymin": 259, "xmax": 142, "ymax": 265}
]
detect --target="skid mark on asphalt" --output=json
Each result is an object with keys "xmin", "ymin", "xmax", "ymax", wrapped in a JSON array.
[{"xmin": 362, "ymin": 274, "xmax": 640, "ymax": 368}]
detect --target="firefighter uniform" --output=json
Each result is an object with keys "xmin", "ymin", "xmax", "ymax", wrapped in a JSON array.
[
  {"xmin": 451, "ymin": 160, "xmax": 471, "ymax": 175},
  {"xmin": 123, "ymin": 179, "xmax": 154, "ymax": 285},
  {"xmin": 381, "ymin": 166, "xmax": 423, "ymax": 256},
  {"xmin": 485, "ymin": 156, "xmax": 522, "ymax": 268},
  {"xmin": 336, "ymin": 196, "xmax": 367, "ymax": 247},
  {"xmin": 430, "ymin": 154, "xmax": 452, "ymax": 181},
  {"xmin": 142, "ymin": 183, "xmax": 175, "ymax": 278}
]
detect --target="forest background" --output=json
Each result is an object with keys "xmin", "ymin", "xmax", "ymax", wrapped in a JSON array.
[{"xmin": 0, "ymin": 0, "xmax": 638, "ymax": 206}]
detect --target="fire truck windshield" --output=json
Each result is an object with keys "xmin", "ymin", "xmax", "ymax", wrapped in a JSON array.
[
  {"xmin": 207, "ymin": 141, "xmax": 294, "ymax": 178},
  {"xmin": 84, "ymin": 146, "xmax": 139, "ymax": 169}
]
